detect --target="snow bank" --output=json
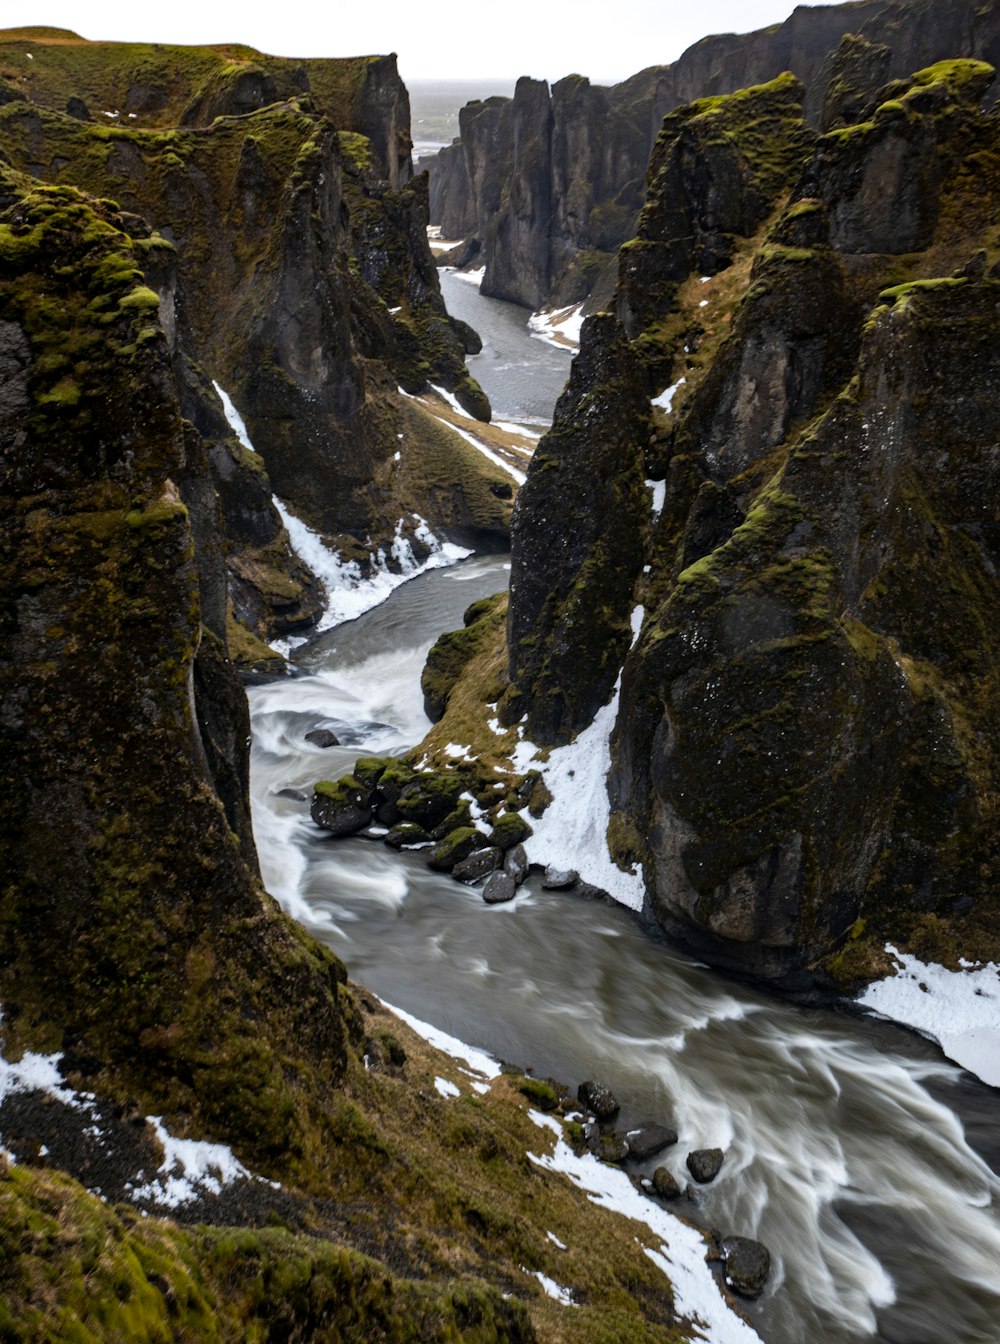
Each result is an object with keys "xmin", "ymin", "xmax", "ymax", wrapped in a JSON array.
[
  {"xmin": 652, "ymin": 378, "xmax": 686, "ymax": 413},
  {"xmin": 127, "ymin": 1119, "xmax": 252, "ymax": 1209},
  {"xmin": 213, "ymin": 383, "xmax": 471, "ymax": 640},
  {"xmin": 858, "ymin": 947, "xmax": 1000, "ymax": 1087},
  {"xmin": 511, "ymin": 607, "xmax": 646, "ymax": 911},
  {"xmin": 528, "ymin": 303, "xmax": 585, "ymax": 352}
]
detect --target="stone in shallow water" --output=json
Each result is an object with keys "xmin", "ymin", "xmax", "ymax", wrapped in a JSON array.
[
  {"xmin": 625, "ymin": 1123, "xmax": 678, "ymax": 1161},
  {"xmin": 722, "ymin": 1236, "xmax": 771, "ymax": 1299},
  {"xmin": 686, "ymin": 1147, "xmax": 724, "ymax": 1183},
  {"xmin": 305, "ymin": 728, "xmax": 340, "ymax": 748},
  {"xmin": 542, "ymin": 866, "xmax": 578, "ymax": 890},
  {"xmin": 651, "ymin": 1166, "xmax": 682, "ymax": 1199},
  {"xmin": 589, "ymin": 1129, "xmax": 629, "ymax": 1163},
  {"xmin": 577, "ymin": 1080, "xmax": 619, "ymax": 1120},
  {"xmin": 384, "ymin": 822, "xmax": 430, "ymax": 849},
  {"xmin": 452, "ymin": 847, "xmax": 502, "ymax": 883},
  {"xmin": 504, "ymin": 843, "xmax": 528, "ymax": 885},
  {"xmin": 483, "ymin": 872, "xmax": 517, "ymax": 904}
]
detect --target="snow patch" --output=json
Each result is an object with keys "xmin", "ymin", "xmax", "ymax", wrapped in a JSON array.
[
  {"xmin": 646, "ymin": 479, "xmax": 666, "ymax": 520},
  {"xmin": 382, "ymin": 1001, "xmax": 502, "ymax": 1082},
  {"xmin": 547, "ymin": 1230, "xmax": 568, "ymax": 1250},
  {"xmin": 858, "ymin": 947, "xmax": 1000, "ymax": 1086},
  {"xmin": 652, "ymin": 379, "xmax": 685, "ymax": 413},
  {"xmin": 528, "ymin": 303, "xmax": 585, "ymax": 352},
  {"xmin": 512, "ymin": 608, "xmax": 646, "ymax": 911},
  {"xmin": 430, "ymin": 383, "xmax": 476, "ymax": 420},
  {"xmin": 434, "ymin": 1076, "xmax": 461, "ymax": 1099},
  {"xmin": 436, "ymin": 417, "xmax": 527, "ymax": 486},
  {"xmin": 530, "ymin": 1269, "xmax": 577, "ymax": 1305},
  {"xmin": 127, "ymin": 1118, "xmax": 251, "ymax": 1209},
  {"xmin": 525, "ymin": 1110, "xmax": 762, "ymax": 1341}
]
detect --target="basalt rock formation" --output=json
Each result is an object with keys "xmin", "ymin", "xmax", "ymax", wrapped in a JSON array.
[
  {"xmin": 428, "ymin": 0, "xmax": 1000, "ymax": 314},
  {"xmin": 0, "ymin": 52, "xmax": 711, "ymax": 1344},
  {"xmin": 506, "ymin": 59, "xmax": 1000, "ymax": 987},
  {"xmin": 0, "ymin": 28, "xmax": 507, "ymax": 660}
]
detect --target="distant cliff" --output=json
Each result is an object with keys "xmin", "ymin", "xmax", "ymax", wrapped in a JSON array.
[
  {"xmin": 427, "ymin": 0, "xmax": 1000, "ymax": 312},
  {"xmin": 504, "ymin": 57, "xmax": 1000, "ymax": 988}
]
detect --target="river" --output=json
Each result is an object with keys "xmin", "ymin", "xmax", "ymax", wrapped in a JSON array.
[{"xmin": 247, "ymin": 282, "xmax": 1000, "ymax": 1344}]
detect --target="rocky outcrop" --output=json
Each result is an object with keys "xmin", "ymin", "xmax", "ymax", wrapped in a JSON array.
[
  {"xmin": 428, "ymin": 0, "xmax": 1000, "ymax": 313},
  {"xmin": 506, "ymin": 61, "xmax": 1000, "ymax": 986},
  {"xmin": 0, "ymin": 28, "xmax": 504, "ymax": 657},
  {"xmin": 429, "ymin": 68, "xmax": 665, "ymax": 309}
]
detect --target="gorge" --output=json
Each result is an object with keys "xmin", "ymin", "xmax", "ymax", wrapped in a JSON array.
[{"xmin": 2, "ymin": 6, "xmax": 1000, "ymax": 1343}]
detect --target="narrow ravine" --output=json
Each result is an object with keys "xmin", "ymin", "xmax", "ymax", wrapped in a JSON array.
[{"xmin": 248, "ymin": 281, "xmax": 1000, "ymax": 1344}]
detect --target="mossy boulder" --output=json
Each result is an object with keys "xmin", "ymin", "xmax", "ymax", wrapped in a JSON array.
[
  {"xmin": 488, "ymin": 811, "xmax": 533, "ymax": 851},
  {"xmin": 311, "ymin": 776, "xmax": 374, "ymax": 835},
  {"xmin": 422, "ymin": 592, "xmax": 506, "ymax": 722},
  {"xmin": 395, "ymin": 771, "xmax": 465, "ymax": 829},
  {"xmin": 427, "ymin": 826, "xmax": 489, "ymax": 872}
]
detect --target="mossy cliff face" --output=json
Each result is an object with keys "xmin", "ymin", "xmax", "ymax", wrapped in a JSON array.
[
  {"xmin": 0, "ymin": 169, "xmax": 706, "ymax": 1344},
  {"xmin": 0, "ymin": 28, "xmax": 501, "ymax": 613},
  {"xmin": 429, "ymin": 68, "xmax": 668, "ymax": 309},
  {"xmin": 428, "ymin": 0, "xmax": 1000, "ymax": 314},
  {"xmin": 507, "ymin": 64, "xmax": 1000, "ymax": 984},
  {"xmin": 0, "ymin": 174, "xmax": 356, "ymax": 1157}
]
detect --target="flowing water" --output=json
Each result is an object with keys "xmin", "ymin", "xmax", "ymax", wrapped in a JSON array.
[{"xmin": 248, "ymin": 283, "xmax": 1000, "ymax": 1344}]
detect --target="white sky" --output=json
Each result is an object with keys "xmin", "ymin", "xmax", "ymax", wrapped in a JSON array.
[{"xmin": 1, "ymin": 2, "xmax": 844, "ymax": 83}]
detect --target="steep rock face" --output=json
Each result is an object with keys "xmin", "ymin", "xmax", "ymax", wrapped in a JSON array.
[
  {"xmin": 430, "ymin": 0, "xmax": 1000, "ymax": 313},
  {"xmin": 507, "ymin": 63, "xmax": 1000, "ymax": 983},
  {"xmin": 0, "ymin": 30, "xmax": 505, "ymax": 650},
  {"xmin": 0, "ymin": 173, "xmax": 357, "ymax": 1156},
  {"xmin": 430, "ymin": 69, "xmax": 665, "ymax": 309}
]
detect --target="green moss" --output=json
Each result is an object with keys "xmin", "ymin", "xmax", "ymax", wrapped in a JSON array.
[{"xmin": 517, "ymin": 1077, "xmax": 559, "ymax": 1110}]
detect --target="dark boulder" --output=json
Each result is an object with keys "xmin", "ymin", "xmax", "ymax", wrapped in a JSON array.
[
  {"xmin": 542, "ymin": 866, "xmax": 579, "ymax": 890},
  {"xmin": 311, "ymin": 777, "xmax": 373, "ymax": 836},
  {"xmin": 452, "ymin": 847, "xmax": 502, "ymax": 883},
  {"xmin": 722, "ymin": 1236, "xmax": 772, "ymax": 1299},
  {"xmin": 589, "ymin": 1130, "xmax": 629, "ymax": 1163},
  {"xmin": 504, "ymin": 843, "xmax": 529, "ymax": 885},
  {"xmin": 651, "ymin": 1166, "xmax": 682, "ymax": 1199},
  {"xmin": 427, "ymin": 827, "xmax": 488, "ymax": 872},
  {"xmin": 488, "ymin": 811, "xmax": 533, "ymax": 851},
  {"xmin": 305, "ymin": 728, "xmax": 340, "ymax": 748},
  {"xmin": 384, "ymin": 822, "xmax": 431, "ymax": 849},
  {"xmin": 686, "ymin": 1149, "xmax": 724, "ymax": 1184},
  {"xmin": 483, "ymin": 872, "xmax": 517, "ymax": 905},
  {"xmin": 577, "ymin": 1080, "xmax": 619, "ymax": 1120},
  {"xmin": 625, "ymin": 1124, "xmax": 678, "ymax": 1161}
]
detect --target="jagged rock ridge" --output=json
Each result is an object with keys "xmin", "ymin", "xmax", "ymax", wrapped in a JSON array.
[{"xmin": 506, "ymin": 57, "xmax": 1000, "ymax": 987}]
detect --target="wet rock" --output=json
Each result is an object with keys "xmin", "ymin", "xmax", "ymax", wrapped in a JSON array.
[
  {"xmin": 722, "ymin": 1236, "xmax": 772, "ymax": 1299},
  {"xmin": 686, "ymin": 1148, "xmax": 724, "ymax": 1183},
  {"xmin": 651, "ymin": 1166, "xmax": 682, "ymax": 1200},
  {"xmin": 452, "ymin": 846, "xmax": 502, "ymax": 883},
  {"xmin": 275, "ymin": 788, "xmax": 307, "ymax": 802},
  {"xmin": 489, "ymin": 812, "xmax": 533, "ymax": 851},
  {"xmin": 427, "ymin": 827, "xmax": 488, "ymax": 872},
  {"xmin": 483, "ymin": 872, "xmax": 517, "ymax": 904},
  {"xmin": 504, "ymin": 843, "xmax": 529, "ymax": 885},
  {"xmin": 311, "ymin": 778, "xmax": 372, "ymax": 836},
  {"xmin": 577, "ymin": 1080, "xmax": 619, "ymax": 1120},
  {"xmin": 590, "ymin": 1129, "xmax": 629, "ymax": 1163},
  {"xmin": 384, "ymin": 822, "xmax": 431, "ymax": 849},
  {"xmin": 542, "ymin": 866, "xmax": 578, "ymax": 890},
  {"xmin": 305, "ymin": 728, "xmax": 340, "ymax": 748},
  {"xmin": 625, "ymin": 1124, "xmax": 678, "ymax": 1161}
]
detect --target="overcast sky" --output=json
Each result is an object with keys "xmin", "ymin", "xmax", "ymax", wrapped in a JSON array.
[{"xmin": 3, "ymin": 1, "xmax": 843, "ymax": 83}]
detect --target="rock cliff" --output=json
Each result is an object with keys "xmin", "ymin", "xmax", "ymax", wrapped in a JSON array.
[
  {"xmin": 428, "ymin": 0, "xmax": 1000, "ymax": 313},
  {"xmin": 0, "ymin": 29, "xmax": 506, "ymax": 660},
  {"xmin": 506, "ymin": 60, "xmax": 1000, "ymax": 987},
  {"xmin": 0, "ymin": 48, "xmax": 720, "ymax": 1344}
]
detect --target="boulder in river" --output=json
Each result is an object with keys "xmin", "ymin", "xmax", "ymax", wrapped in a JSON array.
[
  {"xmin": 626, "ymin": 1124, "xmax": 678, "ymax": 1161},
  {"xmin": 489, "ymin": 811, "xmax": 533, "ymax": 851},
  {"xmin": 311, "ymin": 777, "xmax": 373, "ymax": 836},
  {"xmin": 504, "ymin": 843, "xmax": 529, "ymax": 885},
  {"xmin": 590, "ymin": 1130, "xmax": 629, "ymax": 1163},
  {"xmin": 651, "ymin": 1166, "xmax": 682, "ymax": 1200},
  {"xmin": 542, "ymin": 866, "xmax": 579, "ymax": 890},
  {"xmin": 427, "ymin": 827, "xmax": 488, "ymax": 872},
  {"xmin": 384, "ymin": 822, "xmax": 431, "ymax": 849},
  {"xmin": 483, "ymin": 871, "xmax": 517, "ymax": 905},
  {"xmin": 305, "ymin": 728, "xmax": 340, "ymax": 748},
  {"xmin": 722, "ymin": 1236, "xmax": 771, "ymax": 1299},
  {"xmin": 452, "ymin": 846, "xmax": 502, "ymax": 882},
  {"xmin": 577, "ymin": 1080, "xmax": 619, "ymax": 1120},
  {"xmin": 686, "ymin": 1148, "xmax": 724, "ymax": 1183}
]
